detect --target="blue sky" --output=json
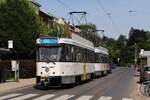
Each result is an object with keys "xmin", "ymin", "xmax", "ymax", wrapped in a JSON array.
[{"xmin": 36, "ymin": 0, "xmax": 150, "ymax": 39}]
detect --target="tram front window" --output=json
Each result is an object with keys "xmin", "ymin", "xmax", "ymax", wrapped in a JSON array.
[{"xmin": 38, "ymin": 47, "xmax": 61, "ymax": 62}]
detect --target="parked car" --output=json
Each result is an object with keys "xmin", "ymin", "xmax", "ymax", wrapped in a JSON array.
[
  {"xmin": 139, "ymin": 66, "xmax": 150, "ymax": 83},
  {"xmin": 134, "ymin": 68, "xmax": 140, "ymax": 77}
]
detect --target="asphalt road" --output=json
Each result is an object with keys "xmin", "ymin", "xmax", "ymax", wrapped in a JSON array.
[{"xmin": 0, "ymin": 67, "xmax": 137, "ymax": 100}]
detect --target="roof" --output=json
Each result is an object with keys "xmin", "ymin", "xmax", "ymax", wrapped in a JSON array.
[
  {"xmin": 95, "ymin": 46, "xmax": 108, "ymax": 55},
  {"xmin": 59, "ymin": 38, "xmax": 94, "ymax": 51},
  {"xmin": 59, "ymin": 33, "xmax": 94, "ymax": 51},
  {"xmin": 30, "ymin": 0, "xmax": 41, "ymax": 7},
  {"xmin": 139, "ymin": 51, "xmax": 150, "ymax": 57},
  {"xmin": 39, "ymin": 10, "xmax": 54, "ymax": 19},
  {"xmin": 37, "ymin": 33, "xmax": 95, "ymax": 51}
]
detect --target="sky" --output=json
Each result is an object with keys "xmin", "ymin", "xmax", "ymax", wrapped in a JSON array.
[{"xmin": 36, "ymin": 0, "xmax": 150, "ymax": 39}]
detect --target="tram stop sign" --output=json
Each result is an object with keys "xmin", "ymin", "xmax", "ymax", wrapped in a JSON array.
[{"xmin": 11, "ymin": 60, "xmax": 19, "ymax": 71}]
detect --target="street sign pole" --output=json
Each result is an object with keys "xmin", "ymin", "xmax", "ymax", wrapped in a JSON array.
[
  {"xmin": 9, "ymin": 40, "xmax": 19, "ymax": 82},
  {"xmin": 11, "ymin": 60, "xmax": 19, "ymax": 82},
  {"xmin": 16, "ymin": 61, "xmax": 19, "ymax": 82}
]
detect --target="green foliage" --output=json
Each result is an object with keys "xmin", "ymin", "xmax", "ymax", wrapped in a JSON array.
[
  {"xmin": 114, "ymin": 28, "xmax": 150, "ymax": 65},
  {"xmin": 128, "ymin": 27, "xmax": 147, "ymax": 46},
  {"xmin": 78, "ymin": 23, "xmax": 102, "ymax": 47},
  {"xmin": 48, "ymin": 21, "xmax": 69, "ymax": 38},
  {"xmin": 0, "ymin": 0, "xmax": 48, "ymax": 59}
]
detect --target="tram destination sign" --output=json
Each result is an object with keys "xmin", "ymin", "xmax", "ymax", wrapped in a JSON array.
[{"xmin": 37, "ymin": 37, "xmax": 58, "ymax": 45}]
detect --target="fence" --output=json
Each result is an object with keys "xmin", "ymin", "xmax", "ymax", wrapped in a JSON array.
[{"xmin": 0, "ymin": 60, "xmax": 36, "ymax": 80}]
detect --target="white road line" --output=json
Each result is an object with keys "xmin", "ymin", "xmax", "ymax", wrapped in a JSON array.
[
  {"xmin": 32, "ymin": 94, "xmax": 55, "ymax": 100},
  {"xmin": 122, "ymin": 98, "xmax": 133, "ymax": 100},
  {"xmin": 76, "ymin": 96, "xmax": 93, "ymax": 100},
  {"xmin": 0, "ymin": 93, "xmax": 22, "ymax": 100},
  {"xmin": 9, "ymin": 94, "xmax": 38, "ymax": 100},
  {"xmin": 98, "ymin": 96, "xmax": 112, "ymax": 100},
  {"xmin": 53, "ymin": 95, "xmax": 74, "ymax": 100}
]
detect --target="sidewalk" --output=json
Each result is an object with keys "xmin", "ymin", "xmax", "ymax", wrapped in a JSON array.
[
  {"xmin": 129, "ymin": 74, "xmax": 150, "ymax": 100},
  {"xmin": 0, "ymin": 78, "xmax": 35, "ymax": 93}
]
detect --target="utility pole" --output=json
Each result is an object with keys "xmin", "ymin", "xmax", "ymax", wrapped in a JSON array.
[
  {"xmin": 69, "ymin": 11, "xmax": 87, "ymax": 26},
  {"xmin": 134, "ymin": 43, "xmax": 138, "ymax": 69},
  {"xmin": 68, "ymin": 11, "xmax": 88, "ymax": 38}
]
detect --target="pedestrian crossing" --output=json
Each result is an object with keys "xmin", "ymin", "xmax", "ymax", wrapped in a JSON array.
[
  {"xmin": 98, "ymin": 96, "xmax": 112, "ymax": 100},
  {"xmin": 0, "ymin": 93, "xmax": 134, "ymax": 100},
  {"xmin": 32, "ymin": 94, "xmax": 55, "ymax": 100}
]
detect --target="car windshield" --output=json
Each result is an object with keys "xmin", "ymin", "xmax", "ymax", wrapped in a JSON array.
[
  {"xmin": 144, "ymin": 67, "xmax": 150, "ymax": 71},
  {"xmin": 38, "ymin": 47, "xmax": 61, "ymax": 62}
]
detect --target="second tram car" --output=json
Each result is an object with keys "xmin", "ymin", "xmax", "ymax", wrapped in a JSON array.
[
  {"xmin": 36, "ymin": 34, "xmax": 95, "ymax": 87},
  {"xmin": 95, "ymin": 47, "xmax": 110, "ymax": 77}
]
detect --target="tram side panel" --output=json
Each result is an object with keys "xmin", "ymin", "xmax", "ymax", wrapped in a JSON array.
[
  {"xmin": 73, "ymin": 63, "xmax": 95, "ymax": 81},
  {"xmin": 36, "ymin": 62, "xmax": 95, "ymax": 86},
  {"xmin": 94, "ymin": 63, "xmax": 105, "ymax": 77}
]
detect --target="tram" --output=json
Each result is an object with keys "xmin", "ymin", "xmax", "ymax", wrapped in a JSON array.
[
  {"xmin": 36, "ymin": 34, "xmax": 95, "ymax": 87},
  {"xmin": 94, "ymin": 47, "xmax": 110, "ymax": 77}
]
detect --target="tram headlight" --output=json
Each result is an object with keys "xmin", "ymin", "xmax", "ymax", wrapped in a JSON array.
[{"xmin": 45, "ymin": 67, "xmax": 49, "ymax": 72}]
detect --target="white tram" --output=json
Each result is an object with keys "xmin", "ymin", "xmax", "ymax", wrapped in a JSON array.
[
  {"xmin": 94, "ymin": 46, "xmax": 110, "ymax": 77},
  {"xmin": 36, "ymin": 34, "xmax": 95, "ymax": 87}
]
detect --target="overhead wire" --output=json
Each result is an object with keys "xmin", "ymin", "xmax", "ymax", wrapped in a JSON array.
[
  {"xmin": 56, "ymin": 0, "xmax": 81, "ymax": 24},
  {"xmin": 96, "ymin": 0, "xmax": 120, "ymax": 34},
  {"xmin": 56, "ymin": 0, "xmax": 74, "ymax": 11}
]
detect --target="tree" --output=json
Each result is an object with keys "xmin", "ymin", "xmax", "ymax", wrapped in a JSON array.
[
  {"xmin": 128, "ymin": 27, "xmax": 147, "ymax": 46},
  {"xmin": 100, "ymin": 36, "xmax": 117, "ymax": 63},
  {"xmin": 78, "ymin": 23, "xmax": 102, "ymax": 46},
  {"xmin": 0, "ymin": 0, "xmax": 48, "ymax": 59},
  {"xmin": 48, "ymin": 20, "xmax": 69, "ymax": 38},
  {"xmin": 125, "ymin": 28, "xmax": 149, "ymax": 64}
]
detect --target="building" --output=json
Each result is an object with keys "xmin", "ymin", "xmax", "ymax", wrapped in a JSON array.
[
  {"xmin": 29, "ymin": 0, "xmax": 55, "ymax": 26},
  {"xmin": 139, "ymin": 49, "xmax": 150, "ymax": 67},
  {"xmin": 29, "ymin": 0, "xmax": 41, "ymax": 15}
]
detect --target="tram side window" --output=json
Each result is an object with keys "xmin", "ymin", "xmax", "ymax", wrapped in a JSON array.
[
  {"xmin": 83, "ymin": 48, "xmax": 86, "ymax": 62},
  {"xmin": 72, "ymin": 45, "xmax": 76, "ymax": 62},
  {"xmin": 95, "ymin": 53, "xmax": 102, "ymax": 63},
  {"xmin": 60, "ymin": 46, "xmax": 65, "ymax": 62},
  {"xmin": 65, "ymin": 45, "xmax": 72, "ymax": 62},
  {"xmin": 91, "ymin": 51, "xmax": 95, "ymax": 63},
  {"xmin": 101, "ymin": 55, "xmax": 109, "ymax": 63},
  {"xmin": 85, "ymin": 50, "xmax": 88, "ymax": 63},
  {"xmin": 101, "ymin": 55, "xmax": 105, "ymax": 63},
  {"xmin": 60, "ymin": 45, "xmax": 72, "ymax": 62},
  {"xmin": 95, "ymin": 53, "xmax": 98, "ymax": 63},
  {"xmin": 78, "ymin": 47, "xmax": 83, "ymax": 62},
  {"xmin": 74, "ymin": 46, "xmax": 82, "ymax": 62}
]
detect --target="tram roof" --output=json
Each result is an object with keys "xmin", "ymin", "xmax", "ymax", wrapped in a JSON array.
[
  {"xmin": 58, "ymin": 38, "xmax": 94, "ymax": 51},
  {"xmin": 36, "ymin": 34, "xmax": 94, "ymax": 51},
  {"xmin": 95, "ymin": 46, "xmax": 108, "ymax": 55}
]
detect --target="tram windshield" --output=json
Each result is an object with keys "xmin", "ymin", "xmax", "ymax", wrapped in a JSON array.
[{"xmin": 37, "ymin": 47, "xmax": 61, "ymax": 62}]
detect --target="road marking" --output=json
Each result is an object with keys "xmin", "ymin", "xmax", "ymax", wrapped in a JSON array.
[
  {"xmin": 0, "ymin": 93, "xmax": 22, "ymax": 100},
  {"xmin": 98, "ymin": 96, "xmax": 112, "ymax": 100},
  {"xmin": 9, "ymin": 94, "xmax": 38, "ymax": 100},
  {"xmin": 122, "ymin": 98, "xmax": 133, "ymax": 100},
  {"xmin": 53, "ymin": 95, "xmax": 74, "ymax": 100},
  {"xmin": 32, "ymin": 94, "xmax": 55, "ymax": 100},
  {"xmin": 76, "ymin": 95, "xmax": 92, "ymax": 100}
]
